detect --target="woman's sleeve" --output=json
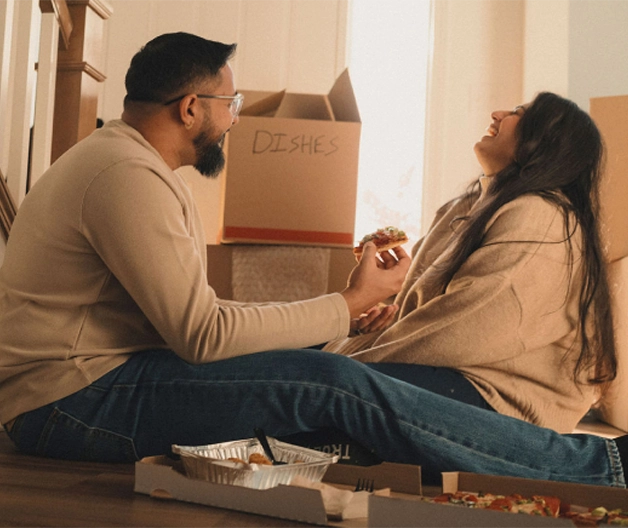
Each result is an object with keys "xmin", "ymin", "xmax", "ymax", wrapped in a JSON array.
[{"xmin": 348, "ymin": 197, "xmax": 577, "ymax": 366}]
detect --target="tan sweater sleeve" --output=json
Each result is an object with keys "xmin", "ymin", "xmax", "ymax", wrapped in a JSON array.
[{"xmin": 81, "ymin": 162, "xmax": 349, "ymax": 364}]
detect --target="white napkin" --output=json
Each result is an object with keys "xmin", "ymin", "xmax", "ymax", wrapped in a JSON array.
[{"xmin": 290, "ymin": 475, "xmax": 390, "ymax": 520}]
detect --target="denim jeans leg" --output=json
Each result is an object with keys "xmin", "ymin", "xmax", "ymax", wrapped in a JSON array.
[
  {"xmin": 9, "ymin": 348, "xmax": 625, "ymax": 487},
  {"xmin": 365, "ymin": 362, "xmax": 495, "ymax": 410}
]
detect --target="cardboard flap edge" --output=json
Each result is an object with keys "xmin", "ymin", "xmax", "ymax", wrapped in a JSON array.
[
  {"xmin": 328, "ymin": 68, "xmax": 360, "ymax": 123},
  {"xmin": 240, "ymin": 89, "xmax": 286, "ymax": 117}
]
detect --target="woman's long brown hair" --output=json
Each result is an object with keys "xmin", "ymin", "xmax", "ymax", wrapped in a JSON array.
[{"xmin": 424, "ymin": 92, "xmax": 616, "ymax": 387}]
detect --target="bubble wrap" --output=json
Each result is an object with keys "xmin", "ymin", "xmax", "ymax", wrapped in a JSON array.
[{"xmin": 231, "ymin": 245, "xmax": 331, "ymax": 302}]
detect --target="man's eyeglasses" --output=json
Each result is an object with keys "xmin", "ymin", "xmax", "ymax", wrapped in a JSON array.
[{"xmin": 163, "ymin": 93, "xmax": 244, "ymax": 118}]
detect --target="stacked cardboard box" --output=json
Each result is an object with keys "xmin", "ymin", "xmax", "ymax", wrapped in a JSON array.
[
  {"xmin": 205, "ymin": 244, "xmax": 355, "ymax": 300},
  {"xmin": 219, "ymin": 68, "xmax": 361, "ymax": 248},
  {"xmin": 589, "ymin": 96, "xmax": 628, "ymax": 433}
]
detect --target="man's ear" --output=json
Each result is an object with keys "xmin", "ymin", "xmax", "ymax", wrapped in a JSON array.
[{"xmin": 178, "ymin": 94, "xmax": 197, "ymax": 130}]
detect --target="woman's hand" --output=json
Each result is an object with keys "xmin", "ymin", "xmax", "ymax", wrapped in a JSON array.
[{"xmin": 349, "ymin": 303, "xmax": 399, "ymax": 337}]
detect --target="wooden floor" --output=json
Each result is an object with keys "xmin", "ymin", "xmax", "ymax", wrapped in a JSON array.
[
  {"xmin": 0, "ymin": 431, "xmax": 307, "ymax": 527},
  {"xmin": 2, "ymin": 417, "xmax": 623, "ymax": 527}
]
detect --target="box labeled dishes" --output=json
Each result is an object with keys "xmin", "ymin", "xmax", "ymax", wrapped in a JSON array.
[{"xmin": 219, "ymin": 68, "xmax": 361, "ymax": 248}]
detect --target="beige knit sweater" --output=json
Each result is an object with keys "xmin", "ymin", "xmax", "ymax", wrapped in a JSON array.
[
  {"xmin": 0, "ymin": 120, "xmax": 350, "ymax": 424},
  {"xmin": 324, "ymin": 193, "xmax": 598, "ymax": 433}
]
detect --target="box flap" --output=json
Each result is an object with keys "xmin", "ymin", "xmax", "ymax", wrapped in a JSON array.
[
  {"xmin": 328, "ymin": 68, "xmax": 360, "ymax": 123},
  {"xmin": 442, "ymin": 471, "xmax": 628, "ymax": 511},
  {"xmin": 240, "ymin": 89, "xmax": 286, "ymax": 117},
  {"xmin": 275, "ymin": 92, "xmax": 334, "ymax": 121}
]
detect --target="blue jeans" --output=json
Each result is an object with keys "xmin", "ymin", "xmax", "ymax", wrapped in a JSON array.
[
  {"xmin": 366, "ymin": 363, "xmax": 495, "ymax": 410},
  {"xmin": 6, "ymin": 349, "xmax": 625, "ymax": 487}
]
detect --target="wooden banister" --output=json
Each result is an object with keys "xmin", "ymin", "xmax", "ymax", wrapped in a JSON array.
[
  {"xmin": 2, "ymin": 0, "xmax": 110, "ymax": 205},
  {"xmin": 0, "ymin": 170, "xmax": 17, "ymax": 241},
  {"xmin": 39, "ymin": 0, "xmax": 73, "ymax": 49},
  {"xmin": 49, "ymin": 0, "xmax": 112, "ymax": 163}
]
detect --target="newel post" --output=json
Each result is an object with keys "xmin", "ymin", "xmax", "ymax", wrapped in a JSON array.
[{"xmin": 48, "ymin": 0, "xmax": 112, "ymax": 163}]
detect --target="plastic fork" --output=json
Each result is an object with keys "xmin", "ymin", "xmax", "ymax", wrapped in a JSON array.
[
  {"xmin": 355, "ymin": 478, "xmax": 375, "ymax": 492},
  {"xmin": 253, "ymin": 427, "xmax": 287, "ymax": 465}
]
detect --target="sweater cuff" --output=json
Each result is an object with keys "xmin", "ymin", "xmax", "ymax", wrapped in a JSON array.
[{"xmin": 326, "ymin": 292, "xmax": 352, "ymax": 339}]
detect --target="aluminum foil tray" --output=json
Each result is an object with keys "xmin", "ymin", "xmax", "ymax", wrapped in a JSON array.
[{"xmin": 172, "ymin": 437, "xmax": 338, "ymax": 490}]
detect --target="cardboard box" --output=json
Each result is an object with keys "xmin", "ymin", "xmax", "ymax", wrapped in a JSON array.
[
  {"xmin": 596, "ymin": 255, "xmax": 628, "ymax": 432},
  {"xmin": 368, "ymin": 472, "xmax": 628, "ymax": 527},
  {"xmin": 134, "ymin": 456, "xmax": 421, "ymax": 527},
  {"xmin": 588, "ymin": 96, "xmax": 628, "ymax": 432},
  {"xmin": 220, "ymin": 69, "xmax": 361, "ymax": 248},
  {"xmin": 589, "ymin": 96, "xmax": 628, "ymax": 264},
  {"xmin": 135, "ymin": 457, "xmax": 628, "ymax": 527},
  {"xmin": 206, "ymin": 244, "xmax": 356, "ymax": 301},
  {"xmin": 135, "ymin": 456, "xmax": 330, "ymax": 525}
]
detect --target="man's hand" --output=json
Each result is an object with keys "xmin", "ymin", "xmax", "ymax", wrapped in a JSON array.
[{"xmin": 341, "ymin": 242, "xmax": 410, "ymax": 319}]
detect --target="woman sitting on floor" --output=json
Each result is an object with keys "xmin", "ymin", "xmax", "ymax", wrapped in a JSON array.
[{"xmin": 325, "ymin": 91, "xmax": 616, "ymax": 434}]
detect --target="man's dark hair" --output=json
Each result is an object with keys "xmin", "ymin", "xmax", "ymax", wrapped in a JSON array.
[{"xmin": 124, "ymin": 32, "xmax": 236, "ymax": 105}]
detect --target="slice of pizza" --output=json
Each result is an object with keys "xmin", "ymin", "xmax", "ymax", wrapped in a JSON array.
[
  {"xmin": 426, "ymin": 490, "xmax": 628, "ymax": 525},
  {"xmin": 563, "ymin": 506, "xmax": 628, "ymax": 526},
  {"xmin": 353, "ymin": 226, "xmax": 408, "ymax": 258},
  {"xmin": 427, "ymin": 491, "xmax": 561, "ymax": 517}
]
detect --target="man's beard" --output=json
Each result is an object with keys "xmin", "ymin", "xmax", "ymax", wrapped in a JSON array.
[{"xmin": 193, "ymin": 130, "xmax": 226, "ymax": 178}]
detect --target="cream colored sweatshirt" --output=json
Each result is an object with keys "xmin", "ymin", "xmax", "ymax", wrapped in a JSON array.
[
  {"xmin": 324, "ymin": 194, "xmax": 598, "ymax": 433},
  {"xmin": 0, "ymin": 120, "xmax": 350, "ymax": 424}
]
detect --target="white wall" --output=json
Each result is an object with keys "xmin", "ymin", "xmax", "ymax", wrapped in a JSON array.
[
  {"xmin": 522, "ymin": 0, "xmax": 628, "ymax": 111},
  {"xmin": 421, "ymin": 0, "xmax": 524, "ymax": 231},
  {"xmin": 100, "ymin": 0, "xmax": 349, "ymax": 121},
  {"xmin": 568, "ymin": 0, "xmax": 628, "ymax": 111},
  {"xmin": 522, "ymin": 0, "xmax": 570, "ymax": 100},
  {"xmin": 423, "ymin": 0, "xmax": 628, "ymax": 234}
]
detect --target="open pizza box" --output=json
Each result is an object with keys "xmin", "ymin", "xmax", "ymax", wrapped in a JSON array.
[
  {"xmin": 134, "ymin": 456, "xmax": 421, "ymax": 527},
  {"xmin": 135, "ymin": 453, "xmax": 628, "ymax": 527},
  {"xmin": 368, "ymin": 472, "xmax": 628, "ymax": 527}
]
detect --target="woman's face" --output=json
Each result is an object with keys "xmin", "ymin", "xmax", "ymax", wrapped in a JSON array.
[{"xmin": 474, "ymin": 104, "xmax": 527, "ymax": 176}]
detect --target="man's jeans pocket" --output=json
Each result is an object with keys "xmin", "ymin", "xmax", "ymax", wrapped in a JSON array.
[{"xmin": 11, "ymin": 407, "xmax": 138, "ymax": 463}]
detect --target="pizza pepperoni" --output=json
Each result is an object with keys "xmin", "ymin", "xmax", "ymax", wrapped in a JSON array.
[{"xmin": 353, "ymin": 226, "xmax": 408, "ymax": 258}]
